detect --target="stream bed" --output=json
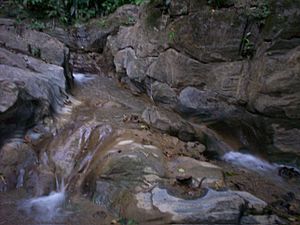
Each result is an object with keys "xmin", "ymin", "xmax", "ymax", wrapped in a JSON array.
[{"xmin": 0, "ymin": 72, "xmax": 300, "ymax": 225}]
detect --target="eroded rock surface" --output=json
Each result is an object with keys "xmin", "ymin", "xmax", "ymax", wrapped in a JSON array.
[
  {"xmin": 0, "ymin": 19, "xmax": 75, "ymax": 194},
  {"xmin": 0, "ymin": 19, "xmax": 73, "ymax": 146},
  {"xmin": 84, "ymin": 135, "xmax": 274, "ymax": 224},
  {"xmin": 106, "ymin": 0, "xmax": 300, "ymax": 162}
]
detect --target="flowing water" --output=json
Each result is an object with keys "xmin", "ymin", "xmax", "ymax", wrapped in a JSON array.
[
  {"xmin": 4, "ymin": 72, "xmax": 153, "ymax": 224},
  {"xmin": 1, "ymin": 72, "xmax": 300, "ymax": 224},
  {"xmin": 20, "ymin": 176, "xmax": 67, "ymax": 221},
  {"xmin": 223, "ymin": 151, "xmax": 277, "ymax": 172}
]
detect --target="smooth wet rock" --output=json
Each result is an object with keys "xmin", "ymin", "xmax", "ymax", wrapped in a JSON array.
[
  {"xmin": 88, "ymin": 139, "xmax": 166, "ymax": 212},
  {"xmin": 136, "ymin": 187, "xmax": 267, "ymax": 224},
  {"xmin": 48, "ymin": 123, "xmax": 112, "ymax": 177}
]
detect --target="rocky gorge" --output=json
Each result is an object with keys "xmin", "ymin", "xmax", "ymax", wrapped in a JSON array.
[{"xmin": 0, "ymin": 0, "xmax": 300, "ymax": 224}]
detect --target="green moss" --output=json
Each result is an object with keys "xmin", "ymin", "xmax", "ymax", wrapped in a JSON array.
[{"xmin": 95, "ymin": 19, "xmax": 108, "ymax": 28}]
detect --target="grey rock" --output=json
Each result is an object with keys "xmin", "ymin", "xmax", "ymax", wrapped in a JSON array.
[
  {"xmin": 135, "ymin": 187, "xmax": 267, "ymax": 224},
  {"xmin": 248, "ymin": 47, "xmax": 300, "ymax": 120},
  {"xmin": 142, "ymin": 106, "xmax": 197, "ymax": 141},
  {"xmin": 150, "ymin": 81, "xmax": 177, "ymax": 105},
  {"xmin": 0, "ymin": 63, "xmax": 67, "ymax": 114},
  {"xmin": 85, "ymin": 135, "xmax": 268, "ymax": 224},
  {"xmin": 168, "ymin": 8, "xmax": 248, "ymax": 63},
  {"xmin": 0, "ymin": 81, "xmax": 18, "ymax": 113},
  {"xmin": 147, "ymin": 49, "xmax": 210, "ymax": 88},
  {"xmin": 0, "ymin": 47, "xmax": 71, "ymax": 153},
  {"xmin": 0, "ymin": 24, "xmax": 73, "ymax": 89},
  {"xmin": 114, "ymin": 47, "xmax": 156, "ymax": 82},
  {"xmin": 0, "ymin": 26, "xmax": 67, "ymax": 66},
  {"xmin": 107, "ymin": 0, "xmax": 300, "ymax": 161},
  {"xmin": 178, "ymin": 86, "xmax": 238, "ymax": 120},
  {"xmin": 272, "ymin": 125, "xmax": 300, "ymax": 155},
  {"xmin": 184, "ymin": 141, "xmax": 206, "ymax": 159},
  {"xmin": 241, "ymin": 215, "xmax": 284, "ymax": 225}
]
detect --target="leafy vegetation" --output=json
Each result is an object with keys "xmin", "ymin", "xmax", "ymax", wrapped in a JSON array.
[
  {"xmin": 29, "ymin": 20, "xmax": 46, "ymax": 31},
  {"xmin": 168, "ymin": 30, "xmax": 176, "ymax": 42},
  {"xmin": 247, "ymin": 0, "xmax": 270, "ymax": 23},
  {"xmin": 240, "ymin": 32, "xmax": 255, "ymax": 59},
  {"xmin": 10, "ymin": 0, "xmax": 145, "ymax": 24}
]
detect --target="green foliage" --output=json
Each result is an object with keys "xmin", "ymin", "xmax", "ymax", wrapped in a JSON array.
[
  {"xmin": 126, "ymin": 15, "xmax": 135, "ymax": 25},
  {"xmin": 240, "ymin": 32, "xmax": 255, "ymax": 59},
  {"xmin": 28, "ymin": 44, "xmax": 41, "ymax": 58},
  {"xmin": 12, "ymin": 0, "xmax": 145, "ymax": 24},
  {"xmin": 247, "ymin": 0, "xmax": 270, "ymax": 22},
  {"xmin": 29, "ymin": 20, "xmax": 46, "ymax": 31},
  {"xmin": 96, "ymin": 18, "xmax": 108, "ymax": 28},
  {"xmin": 168, "ymin": 31, "xmax": 175, "ymax": 42}
]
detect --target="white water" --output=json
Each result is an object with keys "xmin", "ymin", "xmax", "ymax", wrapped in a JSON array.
[
  {"xmin": 223, "ymin": 151, "xmax": 276, "ymax": 172},
  {"xmin": 20, "ymin": 177, "xmax": 67, "ymax": 221},
  {"xmin": 73, "ymin": 73, "xmax": 94, "ymax": 84}
]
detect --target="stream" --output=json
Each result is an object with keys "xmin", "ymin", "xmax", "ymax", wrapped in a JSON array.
[{"xmin": 0, "ymin": 72, "xmax": 300, "ymax": 225}]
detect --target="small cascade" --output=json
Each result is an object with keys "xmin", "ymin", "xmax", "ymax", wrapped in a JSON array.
[
  {"xmin": 223, "ymin": 151, "xmax": 277, "ymax": 172},
  {"xmin": 73, "ymin": 73, "xmax": 94, "ymax": 84},
  {"xmin": 20, "ymin": 175, "xmax": 68, "ymax": 222}
]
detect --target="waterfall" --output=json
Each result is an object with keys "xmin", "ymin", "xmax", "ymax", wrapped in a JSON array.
[
  {"xmin": 19, "ymin": 175, "xmax": 68, "ymax": 222},
  {"xmin": 223, "ymin": 151, "xmax": 276, "ymax": 172}
]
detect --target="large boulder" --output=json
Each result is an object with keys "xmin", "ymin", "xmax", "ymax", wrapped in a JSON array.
[
  {"xmin": 0, "ymin": 57, "xmax": 69, "ymax": 130},
  {"xmin": 84, "ymin": 135, "xmax": 272, "ymax": 224},
  {"xmin": 142, "ymin": 106, "xmax": 199, "ymax": 141},
  {"xmin": 178, "ymin": 86, "xmax": 240, "ymax": 120},
  {"xmin": 106, "ymin": 0, "xmax": 300, "ymax": 161},
  {"xmin": 0, "ymin": 21, "xmax": 74, "ymax": 169},
  {"xmin": 0, "ymin": 47, "xmax": 72, "ymax": 191},
  {"xmin": 0, "ymin": 19, "xmax": 73, "ymax": 88}
]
